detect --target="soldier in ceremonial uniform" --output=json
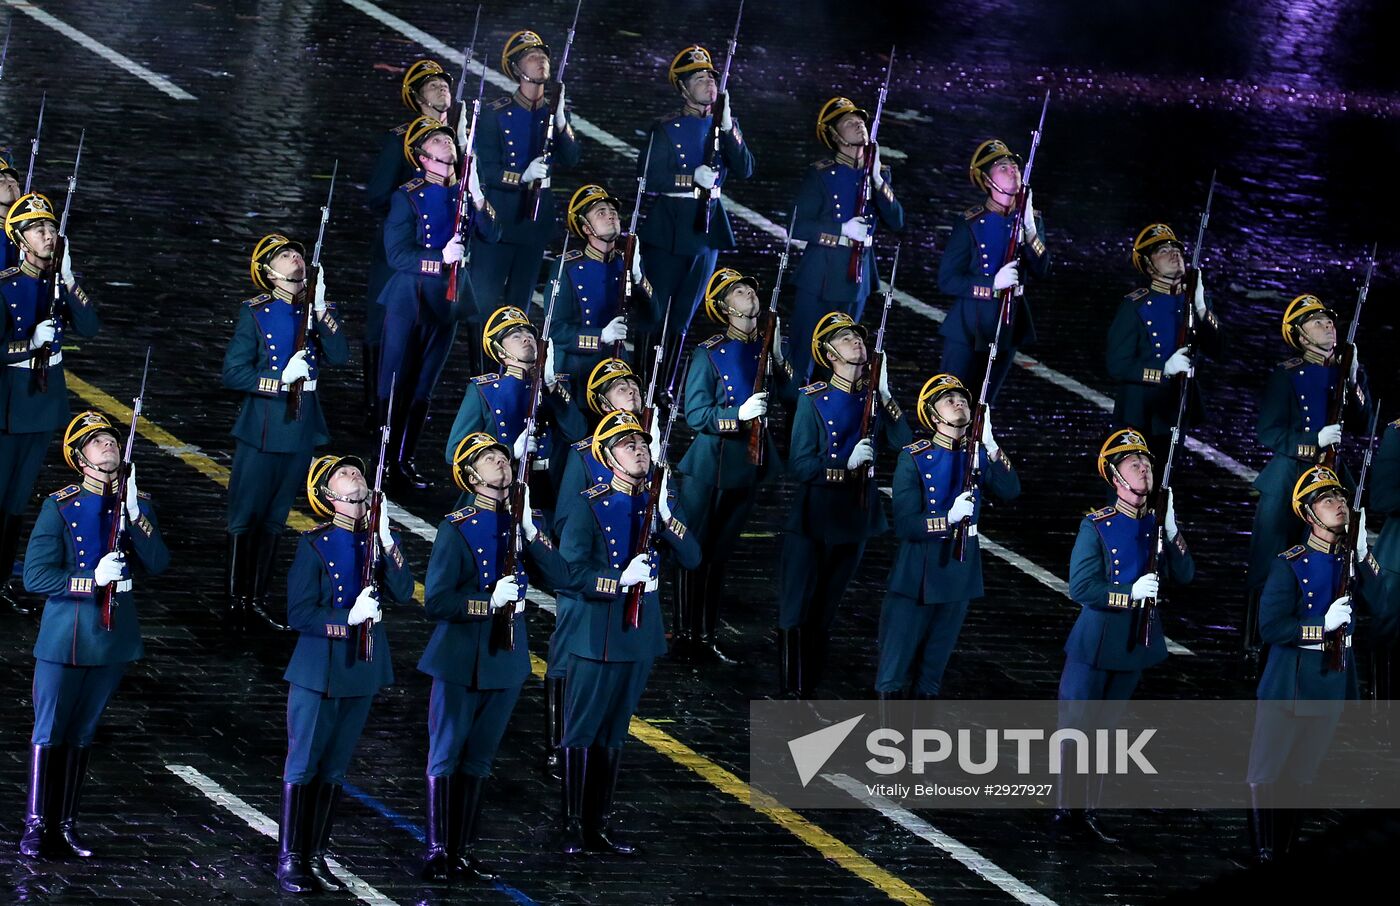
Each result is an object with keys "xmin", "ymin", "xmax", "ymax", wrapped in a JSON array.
[
  {"xmin": 276, "ymin": 455, "xmax": 414, "ymax": 894},
  {"xmin": 674, "ymin": 268, "xmax": 793, "ymax": 662},
  {"xmin": 222, "ymin": 234, "xmax": 348, "ymax": 632},
  {"xmin": 445, "ymin": 306, "xmax": 585, "ymax": 520},
  {"xmin": 1246, "ymin": 466, "xmax": 1379, "ymax": 862},
  {"xmin": 551, "ymin": 184, "xmax": 651, "ymax": 382},
  {"xmin": 0, "ymin": 151, "xmax": 21, "ymax": 270},
  {"xmin": 1368, "ymin": 417, "xmax": 1400, "ymax": 696},
  {"xmin": 778, "ymin": 312, "xmax": 911, "ymax": 697},
  {"xmin": 377, "ymin": 115, "xmax": 498, "ymax": 491},
  {"xmin": 1246, "ymin": 295, "xmax": 1370, "ymax": 650},
  {"xmin": 1106, "ymin": 224, "xmax": 1225, "ymax": 466},
  {"xmin": 790, "ymin": 97, "xmax": 904, "ymax": 382},
  {"xmin": 0, "ymin": 193, "xmax": 99, "ymax": 615},
  {"xmin": 875, "ymin": 374, "xmax": 1019, "ymax": 700},
  {"xmin": 555, "ymin": 410, "xmax": 700, "ymax": 855},
  {"xmin": 363, "ymin": 59, "xmax": 457, "ymax": 418},
  {"xmin": 20, "ymin": 413, "xmax": 169, "ymax": 859},
  {"xmin": 1054, "ymin": 428, "xmax": 1194, "ymax": 844},
  {"xmin": 469, "ymin": 30, "xmax": 581, "ymax": 313},
  {"xmin": 419, "ymin": 432, "xmax": 569, "ymax": 882},
  {"xmin": 937, "ymin": 139, "xmax": 1050, "ymax": 403},
  {"xmin": 636, "ymin": 45, "xmax": 755, "ymax": 352}
]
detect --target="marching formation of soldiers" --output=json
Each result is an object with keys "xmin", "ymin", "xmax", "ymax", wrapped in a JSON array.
[{"xmin": 3, "ymin": 16, "xmax": 1395, "ymax": 894}]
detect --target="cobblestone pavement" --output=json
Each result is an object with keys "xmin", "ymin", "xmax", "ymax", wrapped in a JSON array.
[{"xmin": 1, "ymin": 0, "xmax": 1399, "ymax": 903}]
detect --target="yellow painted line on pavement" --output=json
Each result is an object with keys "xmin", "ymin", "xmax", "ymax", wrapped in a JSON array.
[{"xmin": 69, "ymin": 369, "xmax": 931, "ymax": 905}]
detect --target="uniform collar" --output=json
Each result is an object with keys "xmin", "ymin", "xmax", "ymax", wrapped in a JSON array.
[
  {"xmin": 422, "ymin": 170, "xmax": 448, "ymax": 186},
  {"xmin": 1148, "ymin": 277, "xmax": 1181, "ymax": 295},
  {"xmin": 19, "ymin": 261, "xmax": 43, "ymax": 279},
  {"xmin": 471, "ymin": 493, "xmax": 503, "ymax": 512},
  {"xmin": 726, "ymin": 325, "xmax": 757, "ymax": 342},
  {"xmin": 610, "ymin": 475, "xmax": 645, "ymax": 495},
  {"xmin": 1114, "ymin": 500, "xmax": 1146, "ymax": 520},
  {"xmin": 1306, "ymin": 534, "xmax": 1343, "ymax": 555},
  {"xmin": 930, "ymin": 431, "xmax": 966, "ymax": 451},
  {"xmin": 332, "ymin": 513, "xmax": 368, "ymax": 532},
  {"xmin": 834, "ymin": 151, "xmax": 861, "ymax": 168},
  {"xmin": 827, "ymin": 373, "xmax": 866, "ymax": 394},
  {"xmin": 1301, "ymin": 349, "xmax": 1331, "ymax": 366},
  {"xmin": 681, "ymin": 102, "xmax": 710, "ymax": 118},
  {"xmin": 513, "ymin": 89, "xmax": 548, "ymax": 111},
  {"xmin": 502, "ymin": 363, "xmax": 531, "ymax": 381},
  {"xmin": 584, "ymin": 244, "xmax": 618, "ymax": 263},
  {"xmin": 271, "ymin": 286, "xmax": 302, "ymax": 304},
  {"xmin": 80, "ymin": 475, "xmax": 117, "ymax": 496},
  {"xmin": 983, "ymin": 198, "xmax": 1013, "ymax": 216}
]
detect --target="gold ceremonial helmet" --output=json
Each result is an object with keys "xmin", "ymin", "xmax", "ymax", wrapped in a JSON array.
[
  {"xmin": 306, "ymin": 454, "xmax": 367, "ymax": 519},
  {"xmin": 1292, "ymin": 465, "xmax": 1345, "ymax": 521},
  {"xmin": 1097, "ymin": 428, "xmax": 1152, "ymax": 483},
  {"xmin": 915, "ymin": 374, "xmax": 970, "ymax": 431},
  {"xmin": 482, "ymin": 305, "xmax": 537, "ymax": 363},
  {"xmin": 401, "ymin": 59, "xmax": 451, "ymax": 110},
  {"xmin": 402, "ymin": 115, "xmax": 457, "ymax": 168},
  {"xmin": 586, "ymin": 358, "xmax": 639, "ymax": 415},
  {"xmin": 249, "ymin": 233, "xmax": 306, "ymax": 291},
  {"xmin": 62, "ymin": 411, "xmax": 119, "ymax": 472},
  {"xmin": 816, "ymin": 96, "xmax": 869, "ymax": 149},
  {"xmin": 566, "ymin": 183, "xmax": 622, "ymax": 239},
  {"xmin": 810, "ymin": 311, "xmax": 868, "ymax": 367},
  {"xmin": 968, "ymin": 139, "xmax": 1021, "ymax": 191},
  {"xmin": 501, "ymin": 30, "xmax": 550, "ymax": 78},
  {"xmin": 451, "ymin": 431, "xmax": 511, "ymax": 492},
  {"xmin": 1131, "ymin": 223, "xmax": 1185, "ymax": 275},
  {"xmin": 1281, "ymin": 294, "xmax": 1339, "ymax": 350},
  {"xmin": 668, "ymin": 45, "xmax": 715, "ymax": 89},
  {"xmin": 591, "ymin": 409, "xmax": 651, "ymax": 466},
  {"xmin": 703, "ymin": 267, "xmax": 760, "ymax": 324},
  {"xmin": 4, "ymin": 192, "xmax": 56, "ymax": 245}
]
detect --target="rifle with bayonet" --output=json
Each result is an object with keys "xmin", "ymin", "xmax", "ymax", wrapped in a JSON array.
[
  {"xmin": 1325, "ymin": 403, "xmax": 1381, "ymax": 673},
  {"xmin": 96, "ymin": 347, "xmax": 151, "ymax": 632},
  {"xmin": 23, "ymin": 93, "xmax": 44, "ymax": 195},
  {"xmin": 848, "ymin": 46, "xmax": 894, "ymax": 284},
  {"xmin": 446, "ymin": 23, "xmax": 488, "ymax": 306},
  {"xmin": 854, "ymin": 244, "xmax": 898, "ymax": 507},
  {"xmin": 33, "ymin": 129, "xmax": 81, "ymax": 393},
  {"xmin": 624, "ymin": 366, "xmax": 683, "ymax": 631},
  {"xmin": 287, "ymin": 160, "xmax": 337, "ymax": 420},
  {"xmin": 0, "ymin": 13, "xmax": 12, "ymax": 83},
  {"xmin": 619, "ymin": 133, "xmax": 654, "ymax": 359},
  {"xmin": 1132, "ymin": 374, "xmax": 1193, "ymax": 649},
  {"xmin": 694, "ymin": 0, "xmax": 744, "ymax": 235},
  {"xmin": 359, "ymin": 374, "xmax": 395, "ymax": 663},
  {"xmin": 748, "ymin": 208, "xmax": 794, "ymax": 466},
  {"xmin": 527, "ymin": 0, "xmax": 583, "ymax": 221},
  {"xmin": 1322, "ymin": 243, "xmax": 1376, "ymax": 469}
]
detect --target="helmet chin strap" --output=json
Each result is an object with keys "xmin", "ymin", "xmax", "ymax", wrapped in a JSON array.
[
  {"xmin": 324, "ymin": 487, "xmax": 370, "ymax": 507},
  {"xmin": 419, "ymin": 148, "xmax": 457, "ymax": 168},
  {"xmin": 264, "ymin": 263, "xmax": 306, "ymax": 287},
  {"xmin": 1109, "ymin": 462, "xmax": 1151, "ymax": 504}
]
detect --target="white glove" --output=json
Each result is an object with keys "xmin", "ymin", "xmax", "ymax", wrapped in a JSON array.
[
  {"xmin": 441, "ymin": 235, "xmax": 466, "ymax": 265},
  {"xmin": 1020, "ymin": 189, "xmax": 1038, "ymax": 243},
  {"xmin": 93, "ymin": 551, "xmax": 126, "ymax": 586},
  {"xmin": 125, "ymin": 465, "xmax": 141, "ymax": 523},
  {"xmin": 280, "ymin": 349, "xmax": 311, "ymax": 385},
  {"xmin": 377, "ymin": 513, "xmax": 394, "ymax": 552},
  {"xmin": 981, "ymin": 408, "xmax": 999, "ymax": 458},
  {"xmin": 658, "ymin": 468, "xmax": 673, "ymax": 523},
  {"xmin": 1318, "ymin": 424, "xmax": 1342, "ymax": 448},
  {"xmin": 1163, "ymin": 347, "xmax": 1192, "ymax": 378},
  {"xmin": 772, "ymin": 315, "xmax": 785, "ymax": 364},
  {"xmin": 313, "ymin": 270, "xmax": 328, "ymax": 314},
  {"xmin": 694, "ymin": 164, "xmax": 718, "ymax": 190},
  {"xmin": 947, "ymin": 491, "xmax": 976, "ymax": 524},
  {"xmin": 840, "ymin": 215, "xmax": 873, "ymax": 244},
  {"xmin": 719, "ymin": 91, "xmax": 734, "ymax": 132},
  {"xmin": 630, "ymin": 245, "xmax": 644, "ymax": 283},
  {"xmin": 847, "ymin": 437, "xmax": 875, "ymax": 470},
  {"xmin": 553, "ymin": 82, "xmax": 568, "ymax": 130},
  {"xmin": 1324, "ymin": 596, "xmax": 1352, "ymax": 632},
  {"xmin": 347, "ymin": 587, "xmax": 380, "ymax": 626},
  {"xmin": 1356, "ymin": 508, "xmax": 1369, "ymax": 561},
  {"xmin": 491, "ymin": 575, "xmax": 521, "ymax": 610},
  {"xmin": 1130, "ymin": 573, "xmax": 1160, "ymax": 602},
  {"xmin": 456, "ymin": 104, "xmax": 469, "ymax": 148},
  {"xmin": 544, "ymin": 337, "xmax": 559, "ymax": 388},
  {"xmin": 522, "ymin": 156, "xmax": 549, "ymax": 184},
  {"xmin": 467, "ymin": 153, "xmax": 485, "ymax": 207},
  {"xmin": 647, "ymin": 428, "xmax": 662, "ymax": 464},
  {"xmin": 992, "ymin": 261, "xmax": 1020, "ymax": 292},
  {"xmin": 644, "ymin": 572, "xmax": 659, "ymax": 593},
  {"xmin": 738, "ymin": 392, "xmax": 768, "ymax": 422},
  {"xmin": 521, "ymin": 482, "xmax": 539, "ymax": 542},
  {"xmin": 601, "ymin": 316, "xmax": 628, "ymax": 344},
  {"xmin": 620, "ymin": 552, "xmax": 653, "ymax": 589},
  {"xmin": 513, "ymin": 427, "xmax": 538, "ymax": 461},
  {"xmin": 29, "ymin": 319, "xmax": 56, "ymax": 350},
  {"xmin": 60, "ymin": 242, "xmax": 75, "ymax": 286},
  {"xmin": 1165, "ymin": 487, "xmax": 1179, "ymax": 540},
  {"xmin": 878, "ymin": 355, "xmax": 892, "ymax": 402},
  {"xmin": 869, "ymin": 144, "xmax": 885, "ymax": 190},
  {"xmin": 1193, "ymin": 272, "xmax": 1207, "ymax": 319}
]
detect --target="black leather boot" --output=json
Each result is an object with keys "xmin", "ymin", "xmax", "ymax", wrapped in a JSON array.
[
  {"xmin": 778, "ymin": 628, "xmax": 801, "ymax": 696},
  {"xmin": 393, "ymin": 398, "xmax": 433, "ymax": 490},
  {"xmin": 420, "ymin": 774, "xmax": 451, "ymax": 882},
  {"xmin": 697, "ymin": 564, "xmax": 736, "ymax": 665},
  {"xmin": 307, "ymin": 781, "xmax": 346, "ymax": 891},
  {"xmin": 249, "ymin": 530, "xmax": 289, "ymax": 631},
  {"xmin": 18, "ymin": 745, "xmax": 54, "ymax": 858},
  {"xmin": 0, "ymin": 513, "xmax": 32, "ymax": 615},
  {"xmin": 671, "ymin": 566, "xmax": 698, "ymax": 660},
  {"xmin": 1248, "ymin": 782, "xmax": 1276, "ymax": 863},
  {"xmin": 560, "ymin": 747, "xmax": 587, "ymax": 855},
  {"xmin": 452, "ymin": 775, "xmax": 497, "ymax": 881},
  {"xmin": 276, "ymin": 783, "xmax": 318, "ymax": 894},
  {"xmin": 225, "ymin": 532, "xmax": 252, "ymax": 633},
  {"xmin": 583, "ymin": 747, "xmax": 638, "ymax": 856},
  {"xmin": 54, "ymin": 746, "xmax": 94, "ymax": 858},
  {"xmin": 543, "ymin": 676, "xmax": 564, "ymax": 779},
  {"xmin": 361, "ymin": 342, "xmax": 380, "ymax": 430}
]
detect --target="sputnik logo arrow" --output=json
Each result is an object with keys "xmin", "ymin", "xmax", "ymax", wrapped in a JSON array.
[{"xmin": 787, "ymin": 715, "xmax": 864, "ymax": 788}]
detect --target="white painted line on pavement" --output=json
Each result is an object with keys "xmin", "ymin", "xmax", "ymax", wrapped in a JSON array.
[
  {"xmin": 166, "ymin": 764, "xmax": 399, "ymax": 906},
  {"xmin": 3, "ymin": 0, "xmax": 196, "ymax": 100},
  {"xmin": 825, "ymin": 772, "xmax": 1062, "ymax": 906}
]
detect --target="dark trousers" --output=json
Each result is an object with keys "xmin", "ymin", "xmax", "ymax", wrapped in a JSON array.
[
  {"xmin": 875, "ymin": 595, "xmax": 971, "ymax": 696},
  {"xmin": 562, "ymin": 656, "xmax": 653, "ymax": 749},
  {"xmin": 31, "ymin": 660, "xmax": 127, "ymax": 747},
  {"xmin": 284, "ymin": 684, "xmax": 375, "ymax": 785},
  {"xmin": 226, "ymin": 443, "xmax": 313, "ymax": 535},
  {"xmin": 1246, "ymin": 700, "xmax": 1342, "ymax": 784},
  {"xmin": 468, "ymin": 238, "xmax": 547, "ymax": 313},
  {"xmin": 778, "ymin": 534, "xmax": 865, "ymax": 631},
  {"xmin": 0, "ymin": 430, "xmax": 54, "ymax": 515},
  {"xmin": 640, "ymin": 242, "xmax": 718, "ymax": 342},
  {"xmin": 380, "ymin": 302, "xmax": 457, "ymax": 405},
  {"xmin": 939, "ymin": 339, "xmax": 1019, "ymax": 406},
  {"xmin": 426, "ymin": 678, "xmax": 523, "ymax": 778}
]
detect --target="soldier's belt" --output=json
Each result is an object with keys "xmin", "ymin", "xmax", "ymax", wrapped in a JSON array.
[
  {"xmin": 1300, "ymin": 636, "xmax": 1352, "ymax": 651},
  {"xmin": 69, "ymin": 577, "xmax": 131, "ymax": 594},
  {"xmin": 816, "ymin": 232, "xmax": 869, "ymax": 249},
  {"xmin": 531, "ymin": 458, "xmax": 550, "ymax": 471},
  {"xmin": 8, "ymin": 351, "xmax": 63, "ymax": 368}
]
